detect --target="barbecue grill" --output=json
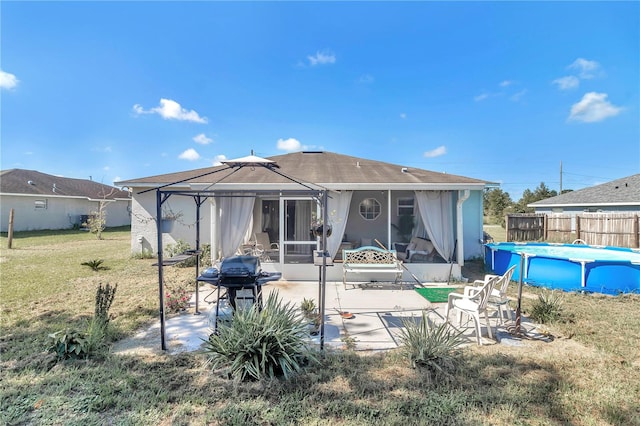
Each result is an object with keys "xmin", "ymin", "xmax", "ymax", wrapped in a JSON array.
[{"xmin": 197, "ymin": 255, "xmax": 282, "ymax": 330}]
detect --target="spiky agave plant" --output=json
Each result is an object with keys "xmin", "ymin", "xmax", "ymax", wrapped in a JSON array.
[
  {"xmin": 529, "ymin": 290, "xmax": 565, "ymax": 324},
  {"xmin": 203, "ymin": 291, "xmax": 318, "ymax": 381},
  {"xmin": 398, "ymin": 311, "xmax": 466, "ymax": 375}
]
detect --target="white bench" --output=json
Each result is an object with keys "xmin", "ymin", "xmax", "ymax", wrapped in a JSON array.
[{"xmin": 342, "ymin": 246, "xmax": 404, "ymax": 289}]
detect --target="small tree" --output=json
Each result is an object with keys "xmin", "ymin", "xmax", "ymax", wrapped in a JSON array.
[
  {"xmin": 484, "ymin": 188, "xmax": 513, "ymax": 223},
  {"xmin": 86, "ymin": 203, "xmax": 107, "ymax": 239},
  {"xmin": 85, "ymin": 187, "xmax": 120, "ymax": 239}
]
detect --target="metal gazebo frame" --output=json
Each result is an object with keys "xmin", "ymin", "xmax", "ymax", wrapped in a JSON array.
[{"xmin": 140, "ymin": 155, "xmax": 331, "ymax": 351}]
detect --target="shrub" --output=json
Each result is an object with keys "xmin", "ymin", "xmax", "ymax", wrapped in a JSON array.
[
  {"xmin": 47, "ymin": 328, "xmax": 90, "ymax": 360},
  {"xmin": 398, "ymin": 311, "xmax": 465, "ymax": 375},
  {"xmin": 203, "ymin": 291, "xmax": 318, "ymax": 381},
  {"xmin": 299, "ymin": 298, "xmax": 317, "ymax": 319},
  {"xmin": 529, "ymin": 290, "xmax": 565, "ymax": 324},
  {"xmin": 162, "ymin": 268, "xmax": 194, "ymax": 313},
  {"xmin": 95, "ymin": 283, "xmax": 117, "ymax": 325},
  {"xmin": 132, "ymin": 249, "xmax": 155, "ymax": 260},
  {"xmin": 165, "ymin": 285, "xmax": 190, "ymax": 312},
  {"xmin": 81, "ymin": 259, "xmax": 107, "ymax": 272},
  {"xmin": 164, "ymin": 240, "xmax": 211, "ymax": 268},
  {"xmin": 47, "ymin": 283, "xmax": 117, "ymax": 360}
]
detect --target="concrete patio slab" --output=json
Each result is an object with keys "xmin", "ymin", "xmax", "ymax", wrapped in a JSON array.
[{"xmin": 113, "ymin": 280, "xmax": 536, "ymax": 356}]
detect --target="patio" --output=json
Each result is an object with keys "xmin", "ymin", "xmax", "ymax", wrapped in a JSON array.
[{"xmin": 113, "ymin": 280, "xmax": 537, "ymax": 356}]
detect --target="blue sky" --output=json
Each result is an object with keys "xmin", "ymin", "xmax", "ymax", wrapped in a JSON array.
[{"xmin": 1, "ymin": 1, "xmax": 638, "ymax": 201}]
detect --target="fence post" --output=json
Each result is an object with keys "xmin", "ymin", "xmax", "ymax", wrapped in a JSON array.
[
  {"xmin": 576, "ymin": 215, "xmax": 581, "ymax": 243},
  {"xmin": 7, "ymin": 208, "xmax": 15, "ymax": 249},
  {"xmin": 543, "ymin": 214, "xmax": 548, "ymax": 240},
  {"xmin": 505, "ymin": 214, "xmax": 510, "ymax": 242},
  {"xmin": 633, "ymin": 214, "xmax": 639, "ymax": 248}
]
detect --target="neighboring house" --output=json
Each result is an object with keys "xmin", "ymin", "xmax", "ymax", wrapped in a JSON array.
[
  {"xmin": 117, "ymin": 151, "xmax": 492, "ymax": 281},
  {"xmin": 1, "ymin": 169, "xmax": 132, "ymax": 232},
  {"xmin": 529, "ymin": 174, "xmax": 640, "ymax": 214}
]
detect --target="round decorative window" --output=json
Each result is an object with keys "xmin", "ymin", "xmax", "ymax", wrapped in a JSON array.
[{"xmin": 359, "ymin": 198, "xmax": 381, "ymax": 220}]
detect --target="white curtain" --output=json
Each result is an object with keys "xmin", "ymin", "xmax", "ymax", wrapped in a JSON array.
[
  {"xmin": 415, "ymin": 190, "xmax": 455, "ymax": 262},
  {"xmin": 217, "ymin": 194, "xmax": 255, "ymax": 258},
  {"xmin": 292, "ymin": 200, "xmax": 312, "ymax": 254},
  {"xmin": 326, "ymin": 190, "xmax": 353, "ymax": 258}
]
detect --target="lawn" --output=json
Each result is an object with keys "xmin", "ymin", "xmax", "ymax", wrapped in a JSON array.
[{"xmin": 1, "ymin": 228, "xmax": 639, "ymax": 425}]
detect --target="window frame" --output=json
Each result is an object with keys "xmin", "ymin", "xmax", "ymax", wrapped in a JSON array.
[
  {"xmin": 359, "ymin": 198, "xmax": 381, "ymax": 221},
  {"xmin": 397, "ymin": 197, "xmax": 415, "ymax": 217}
]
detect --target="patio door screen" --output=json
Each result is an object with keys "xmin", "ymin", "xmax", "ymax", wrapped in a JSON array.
[{"xmin": 282, "ymin": 198, "xmax": 316, "ymax": 263}]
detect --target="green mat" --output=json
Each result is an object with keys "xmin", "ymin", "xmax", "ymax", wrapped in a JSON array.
[{"xmin": 415, "ymin": 287, "xmax": 460, "ymax": 303}]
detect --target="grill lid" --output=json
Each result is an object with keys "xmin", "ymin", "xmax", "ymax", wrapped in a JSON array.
[{"xmin": 219, "ymin": 255, "xmax": 261, "ymax": 277}]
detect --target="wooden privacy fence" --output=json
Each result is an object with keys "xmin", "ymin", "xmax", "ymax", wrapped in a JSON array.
[{"xmin": 506, "ymin": 212, "xmax": 640, "ymax": 248}]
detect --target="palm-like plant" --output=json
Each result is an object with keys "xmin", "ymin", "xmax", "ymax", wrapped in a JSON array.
[
  {"xmin": 203, "ymin": 291, "xmax": 318, "ymax": 381},
  {"xmin": 398, "ymin": 311, "xmax": 466, "ymax": 375}
]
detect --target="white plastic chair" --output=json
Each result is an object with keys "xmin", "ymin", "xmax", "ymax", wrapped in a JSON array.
[
  {"xmin": 445, "ymin": 275, "xmax": 499, "ymax": 345},
  {"xmin": 252, "ymin": 232, "xmax": 279, "ymax": 261},
  {"xmin": 466, "ymin": 265, "xmax": 516, "ymax": 324}
]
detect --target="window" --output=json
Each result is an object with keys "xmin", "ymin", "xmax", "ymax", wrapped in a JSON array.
[
  {"xmin": 398, "ymin": 197, "xmax": 414, "ymax": 216},
  {"xmin": 35, "ymin": 200, "xmax": 47, "ymax": 210},
  {"xmin": 359, "ymin": 198, "xmax": 381, "ymax": 220}
]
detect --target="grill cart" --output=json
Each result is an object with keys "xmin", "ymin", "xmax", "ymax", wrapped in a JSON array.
[{"xmin": 197, "ymin": 255, "xmax": 282, "ymax": 331}]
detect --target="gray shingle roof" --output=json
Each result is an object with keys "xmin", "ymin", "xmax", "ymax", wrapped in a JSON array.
[
  {"xmin": 0, "ymin": 169, "xmax": 131, "ymax": 200},
  {"xmin": 117, "ymin": 151, "xmax": 491, "ymax": 188},
  {"xmin": 529, "ymin": 174, "xmax": 640, "ymax": 207}
]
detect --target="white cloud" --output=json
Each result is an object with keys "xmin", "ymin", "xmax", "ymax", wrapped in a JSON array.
[
  {"xmin": 193, "ymin": 133, "xmax": 213, "ymax": 145},
  {"xmin": 133, "ymin": 99, "xmax": 208, "ymax": 123},
  {"xmin": 553, "ymin": 75, "xmax": 580, "ymax": 90},
  {"xmin": 474, "ymin": 93, "xmax": 490, "ymax": 102},
  {"xmin": 568, "ymin": 92, "xmax": 622, "ymax": 123},
  {"xmin": 103, "ymin": 166, "xmax": 110, "ymax": 171},
  {"xmin": 400, "ymin": 113, "xmax": 407, "ymax": 119},
  {"xmin": 358, "ymin": 74, "xmax": 374, "ymax": 84},
  {"xmin": 0, "ymin": 70, "xmax": 19, "ymax": 90},
  {"xmin": 424, "ymin": 146, "xmax": 447, "ymax": 158},
  {"xmin": 510, "ymin": 89, "xmax": 527, "ymax": 102},
  {"xmin": 499, "ymin": 80, "xmax": 513, "ymax": 87},
  {"xmin": 212, "ymin": 154, "xmax": 227, "ymax": 166},
  {"xmin": 178, "ymin": 148, "xmax": 201, "ymax": 161},
  {"xmin": 568, "ymin": 58, "xmax": 601, "ymax": 79},
  {"xmin": 277, "ymin": 138, "xmax": 302, "ymax": 152},
  {"xmin": 307, "ymin": 50, "xmax": 336, "ymax": 66},
  {"xmin": 114, "ymin": 176, "xmax": 121, "ymax": 183}
]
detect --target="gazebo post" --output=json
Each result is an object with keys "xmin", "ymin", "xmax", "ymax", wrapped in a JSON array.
[
  {"xmin": 194, "ymin": 195, "xmax": 202, "ymax": 315},
  {"xmin": 156, "ymin": 189, "xmax": 167, "ymax": 351},
  {"xmin": 319, "ymin": 190, "xmax": 329, "ymax": 350}
]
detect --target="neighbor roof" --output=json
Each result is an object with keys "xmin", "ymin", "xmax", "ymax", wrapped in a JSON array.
[
  {"xmin": 1, "ymin": 169, "xmax": 131, "ymax": 200},
  {"xmin": 529, "ymin": 174, "xmax": 640, "ymax": 207},
  {"xmin": 117, "ymin": 151, "xmax": 491, "ymax": 190}
]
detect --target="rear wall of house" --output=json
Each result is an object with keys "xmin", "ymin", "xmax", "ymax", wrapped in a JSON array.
[
  {"xmin": 130, "ymin": 190, "xmax": 211, "ymax": 255},
  {"xmin": 0, "ymin": 194, "xmax": 131, "ymax": 232}
]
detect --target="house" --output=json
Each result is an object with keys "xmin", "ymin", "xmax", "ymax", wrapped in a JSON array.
[
  {"xmin": 0, "ymin": 169, "xmax": 131, "ymax": 232},
  {"xmin": 529, "ymin": 174, "xmax": 640, "ymax": 214},
  {"xmin": 116, "ymin": 151, "xmax": 492, "ymax": 281}
]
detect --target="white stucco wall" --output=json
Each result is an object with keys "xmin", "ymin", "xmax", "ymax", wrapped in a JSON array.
[
  {"xmin": 0, "ymin": 194, "xmax": 131, "ymax": 232},
  {"xmin": 461, "ymin": 190, "xmax": 484, "ymax": 260},
  {"xmin": 130, "ymin": 190, "xmax": 211, "ymax": 255}
]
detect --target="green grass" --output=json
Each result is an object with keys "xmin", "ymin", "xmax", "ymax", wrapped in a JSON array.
[
  {"xmin": 483, "ymin": 223, "xmax": 507, "ymax": 242},
  {"xmin": 1, "ymin": 229, "xmax": 639, "ymax": 425}
]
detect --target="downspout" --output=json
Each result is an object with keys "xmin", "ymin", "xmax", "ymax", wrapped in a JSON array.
[
  {"xmin": 456, "ymin": 190, "xmax": 470, "ymax": 267},
  {"xmin": 387, "ymin": 189, "xmax": 392, "ymax": 247},
  {"xmin": 210, "ymin": 198, "xmax": 219, "ymax": 262}
]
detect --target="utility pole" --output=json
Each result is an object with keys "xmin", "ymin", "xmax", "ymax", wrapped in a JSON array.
[{"xmin": 559, "ymin": 160, "xmax": 563, "ymax": 194}]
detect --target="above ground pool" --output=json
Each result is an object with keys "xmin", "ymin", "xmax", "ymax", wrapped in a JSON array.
[{"xmin": 485, "ymin": 242, "xmax": 640, "ymax": 295}]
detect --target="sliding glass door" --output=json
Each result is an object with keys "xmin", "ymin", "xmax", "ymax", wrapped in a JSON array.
[{"xmin": 282, "ymin": 198, "xmax": 317, "ymax": 264}]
